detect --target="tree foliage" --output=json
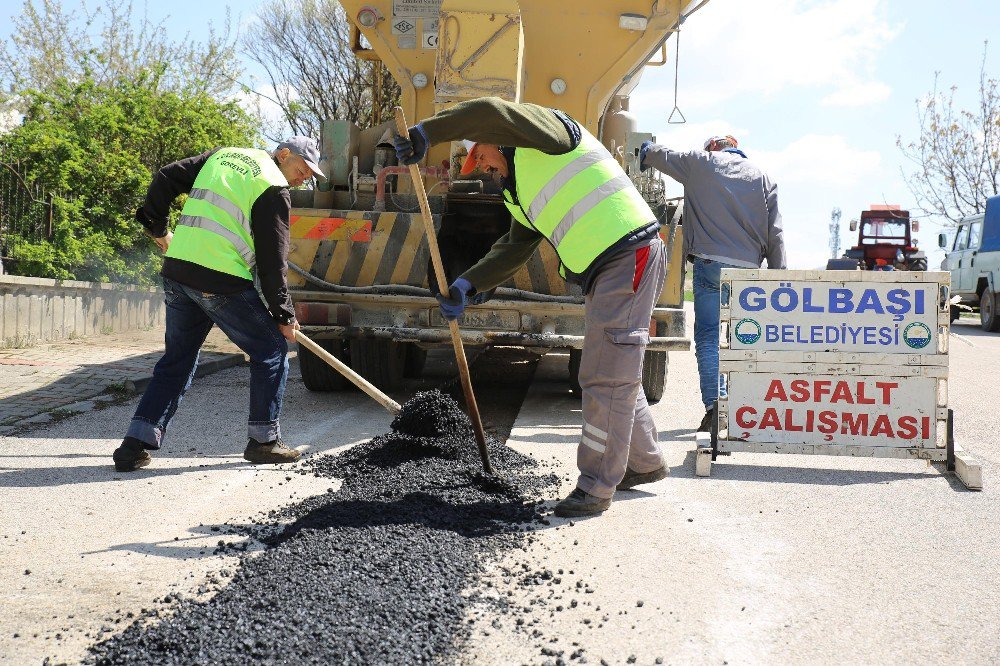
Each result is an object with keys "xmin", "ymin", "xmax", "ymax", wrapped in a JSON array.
[
  {"xmin": 0, "ymin": 0, "xmax": 242, "ymax": 105},
  {"xmin": 242, "ymin": 0, "xmax": 401, "ymax": 140},
  {"xmin": 898, "ymin": 43, "xmax": 1000, "ymax": 224},
  {"xmin": 0, "ymin": 71, "xmax": 259, "ymax": 283}
]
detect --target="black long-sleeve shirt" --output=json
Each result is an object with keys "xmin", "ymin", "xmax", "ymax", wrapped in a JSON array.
[{"xmin": 136, "ymin": 149, "xmax": 295, "ymax": 323}]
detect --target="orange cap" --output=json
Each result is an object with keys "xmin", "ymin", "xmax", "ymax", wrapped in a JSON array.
[{"xmin": 460, "ymin": 140, "xmax": 479, "ymax": 175}]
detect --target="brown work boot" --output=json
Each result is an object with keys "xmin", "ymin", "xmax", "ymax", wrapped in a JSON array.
[
  {"xmin": 113, "ymin": 437, "xmax": 152, "ymax": 472},
  {"xmin": 244, "ymin": 437, "xmax": 301, "ymax": 464},
  {"xmin": 553, "ymin": 488, "xmax": 611, "ymax": 518},
  {"xmin": 616, "ymin": 465, "xmax": 669, "ymax": 491}
]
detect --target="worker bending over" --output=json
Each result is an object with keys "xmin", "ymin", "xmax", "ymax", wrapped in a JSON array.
[
  {"xmin": 113, "ymin": 137, "xmax": 324, "ymax": 472},
  {"xmin": 641, "ymin": 136, "xmax": 785, "ymax": 431},
  {"xmin": 394, "ymin": 97, "xmax": 668, "ymax": 518}
]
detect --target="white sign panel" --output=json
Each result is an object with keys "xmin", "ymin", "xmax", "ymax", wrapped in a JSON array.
[
  {"xmin": 726, "ymin": 372, "xmax": 938, "ymax": 447},
  {"xmin": 392, "ymin": 0, "xmax": 442, "ymax": 19},
  {"xmin": 728, "ymin": 280, "xmax": 939, "ymax": 354},
  {"xmin": 422, "ymin": 32, "xmax": 439, "ymax": 48}
]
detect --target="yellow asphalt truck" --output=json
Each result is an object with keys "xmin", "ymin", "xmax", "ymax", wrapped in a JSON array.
[{"xmin": 288, "ymin": 0, "xmax": 696, "ymax": 400}]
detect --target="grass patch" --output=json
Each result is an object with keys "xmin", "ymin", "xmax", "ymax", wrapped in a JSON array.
[{"xmin": 104, "ymin": 381, "xmax": 133, "ymax": 397}]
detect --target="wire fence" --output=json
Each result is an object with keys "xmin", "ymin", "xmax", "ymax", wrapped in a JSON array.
[{"xmin": 0, "ymin": 146, "xmax": 55, "ymax": 273}]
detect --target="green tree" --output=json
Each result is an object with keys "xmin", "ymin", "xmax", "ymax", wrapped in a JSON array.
[{"xmin": 0, "ymin": 70, "xmax": 260, "ymax": 283}]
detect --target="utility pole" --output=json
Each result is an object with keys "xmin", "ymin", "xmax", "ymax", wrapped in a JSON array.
[{"xmin": 829, "ymin": 207, "xmax": 842, "ymax": 259}]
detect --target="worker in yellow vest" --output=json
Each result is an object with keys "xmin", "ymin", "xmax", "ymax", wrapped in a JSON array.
[
  {"xmin": 394, "ymin": 98, "xmax": 668, "ymax": 518},
  {"xmin": 112, "ymin": 137, "xmax": 324, "ymax": 473}
]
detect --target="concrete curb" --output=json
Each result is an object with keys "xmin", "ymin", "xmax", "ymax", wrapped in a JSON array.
[
  {"xmin": 0, "ymin": 352, "xmax": 247, "ymax": 436},
  {"xmin": 124, "ymin": 353, "xmax": 248, "ymax": 394}
]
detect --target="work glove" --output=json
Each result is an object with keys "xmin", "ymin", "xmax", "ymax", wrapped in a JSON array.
[
  {"xmin": 392, "ymin": 123, "xmax": 429, "ymax": 165},
  {"xmin": 639, "ymin": 140, "xmax": 652, "ymax": 172},
  {"xmin": 436, "ymin": 277, "xmax": 491, "ymax": 321}
]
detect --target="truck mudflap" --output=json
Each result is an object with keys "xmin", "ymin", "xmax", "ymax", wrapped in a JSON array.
[{"xmin": 299, "ymin": 324, "xmax": 690, "ymax": 352}]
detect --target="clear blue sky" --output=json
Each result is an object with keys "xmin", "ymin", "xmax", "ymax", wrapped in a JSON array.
[{"xmin": 2, "ymin": 0, "xmax": 998, "ymax": 268}]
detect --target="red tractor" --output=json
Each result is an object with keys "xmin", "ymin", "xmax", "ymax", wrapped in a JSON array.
[{"xmin": 827, "ymin": 204, "xmax": 928, "ymax": 271}]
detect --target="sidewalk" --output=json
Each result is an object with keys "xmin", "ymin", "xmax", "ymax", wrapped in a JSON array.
[{"xmin": 0, "ymin": 328, "xmax": 245, "ymax": 435}]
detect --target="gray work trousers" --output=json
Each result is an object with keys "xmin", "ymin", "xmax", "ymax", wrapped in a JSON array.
[{"xmin": 576, "ymin": 237, "xmax": 667, "ymax": 499}]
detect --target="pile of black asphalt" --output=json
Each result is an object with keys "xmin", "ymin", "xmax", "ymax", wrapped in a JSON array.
[{"xmin": 86, "ymin": 388, "xmax": 559, "ymax": 665}]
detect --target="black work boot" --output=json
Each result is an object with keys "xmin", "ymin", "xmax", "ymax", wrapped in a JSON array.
[
  {"xmin": 113, "ymin": 437, "xmax": 152, "ymax": 472},
  {"xmin": 616, "ymin": 465, "xmax": 669, "ymax": 491},
  {"xmin": 244, "ymin": 437, "xmax": 301, "ymax": 464},
  {"xmin": 554, "ymin": 488, "xmax": 611, "ymax": 518},
  {"xmin": 697, "ymin": 408, "xmax": 715, "ymax": 433}
]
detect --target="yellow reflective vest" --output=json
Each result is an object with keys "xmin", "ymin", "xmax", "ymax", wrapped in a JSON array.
[
  {"xmin": 501, "ymin": 129, "xmax": 655, "ymax": 277},
  {"xmin": 166, "ymin": 148, "xmax": 288, "ymax": 279}
]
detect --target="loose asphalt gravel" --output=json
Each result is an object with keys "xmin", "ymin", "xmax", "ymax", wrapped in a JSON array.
[{"xmin": 85, "ymin": 359, "xmax": 562, "ymax": 665}]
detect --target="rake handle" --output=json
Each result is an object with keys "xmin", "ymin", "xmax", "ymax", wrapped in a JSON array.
[{"xmin": 295, "ymin": 331, "xmax": 401, "ymax": 415}]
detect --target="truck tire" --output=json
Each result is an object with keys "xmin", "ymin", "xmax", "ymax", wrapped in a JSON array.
[
  {"xmin": 299, "ymin": 338, "xmax": 351, "ymax": 391},
  {"xmin": 980, "ymin": 288, "xmax": 1000, "ymax": 332},
  {"xmin": 403, "ymin": 343, "xmax": 428, "ymax": 378},
  {"xmin": 349, "ymin": 338, "xmax": 407, "ymax": 391},
  {"xmin": 909, "ymin": 257, "xmax": 928, "ymax": 271},
  {"xmin": 642, "ymin": 350, "xmax": 668, "ymax": 403},
  {"xmin": 568, "ymin": 348, "xmax": 582, "ymax": 398}
]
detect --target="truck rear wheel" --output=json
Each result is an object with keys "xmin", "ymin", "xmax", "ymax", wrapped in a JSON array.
[
  {"xmin": 980, "ymin": 289, "xmax": 1000, "ymax": 332},
  {"xmin": 349, "ymin": 338, "xmax": 407, "ymax": 391},
  {"xmin": 909, "ymin": 257, "xmax": 928, "ymax": 271},
  {"xmin": 568, "ymin": 348, "xmax": 582, "ymax": 397},
  {"xmin": 642, "ymin": 350, "xmax": 668, "ymax": 403},
  {"xmin": 403, "ymin": 343, "xmax": 428, "ymax": 378},
  {"xmin": 299, "ymin": 338, "xmax": 351, "ymax": 391},
  {"xmin": 567, "ymin": 348, "xmax": 668, "ymax": 403}
]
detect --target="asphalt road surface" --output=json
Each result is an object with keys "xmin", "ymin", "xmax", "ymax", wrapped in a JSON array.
[{"xmin": 1, "ymin": 316, "xmax": 997, "ymax": 664}]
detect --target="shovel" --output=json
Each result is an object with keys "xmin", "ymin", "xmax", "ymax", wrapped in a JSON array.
[
  {"xmin": 393, "ymin": 106, "xmax": 495, "ymax": 476},
  {"xmin": 294, "ymin": 331, "xmax": 401, "ymax": 415}
]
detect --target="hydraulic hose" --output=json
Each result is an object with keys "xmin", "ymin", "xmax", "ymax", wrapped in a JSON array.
[{"xmin": 287, "ymin": 261, "xmax": 583, "ymax": 304}]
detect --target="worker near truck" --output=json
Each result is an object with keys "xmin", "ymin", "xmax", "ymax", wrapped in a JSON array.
[
  {"xmin": 640, "ymin": 135, "xmax": 786, "ymax": 431},
  {"xmin": 394, "ymin": 97, "xmax": 668, "ymax": 518},
  {"xmin": 112, "ymin": 137, "xmax": 324, "ymax": 473}
]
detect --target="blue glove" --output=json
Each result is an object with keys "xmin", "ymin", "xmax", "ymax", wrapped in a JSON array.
[
  {"xmin": 639, "ymin": 140, "xmax": 652, "ymax": 172},
  {"xmin": 392, "ymin": 124, "xmax": 429, "ymax": 165},
  {"xmin": 436, "ymin": 277, "xmax": 474, "ymax": 321}
]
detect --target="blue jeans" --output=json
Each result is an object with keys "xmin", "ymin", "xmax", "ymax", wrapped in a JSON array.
[
  {"xmin": 127, "ymin": 277, "xmax": 289, "ymax": 449},
  {"xmin": 692, "ymin": 257, "xmax": 734, "ymax": 410}
]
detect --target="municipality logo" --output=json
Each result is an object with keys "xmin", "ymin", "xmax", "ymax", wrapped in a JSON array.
[
  {"xmin": 734, "ymin": 318, "xmax": 762, "ymax": 345},
  {"xmin": 903, "ymin": 322, "xmax": 932, "ymax": 349}
]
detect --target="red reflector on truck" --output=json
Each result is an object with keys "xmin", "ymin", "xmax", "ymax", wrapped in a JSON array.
[{"xmin": 294, "ymin": 302, "xmax": 352, "ymax": 325}]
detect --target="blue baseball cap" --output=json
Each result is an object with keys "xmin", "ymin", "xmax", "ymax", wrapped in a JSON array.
[{"xmin": 276, "ymin": 136, "xmax": 325, "ymax": 179}]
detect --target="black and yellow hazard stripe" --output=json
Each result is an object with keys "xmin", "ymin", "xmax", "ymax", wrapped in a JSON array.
[
  {"xmin": 288, "ymin": 210, "xmax": 432, "ymax": 288},
  {"xmin": 288, "ymin": 208, "xmax": 570, "ymax": 295}
]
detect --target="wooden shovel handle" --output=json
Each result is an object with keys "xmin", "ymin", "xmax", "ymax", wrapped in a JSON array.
[{"xmin": 393, "ymin": 107, "xmax": 495, "ymax": 476}]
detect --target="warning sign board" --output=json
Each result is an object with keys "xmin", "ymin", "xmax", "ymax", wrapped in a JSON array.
[
  {"xmin": 392, "ymin": 0, "xmax": 442, "ymax": 19},
  {"xmin": 725, "ymin": 372, "xmax": 940, "ymax": 448},
  {"xmin": 724, "ymin": 272, "xmax": 946, "ymax": 355}
]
